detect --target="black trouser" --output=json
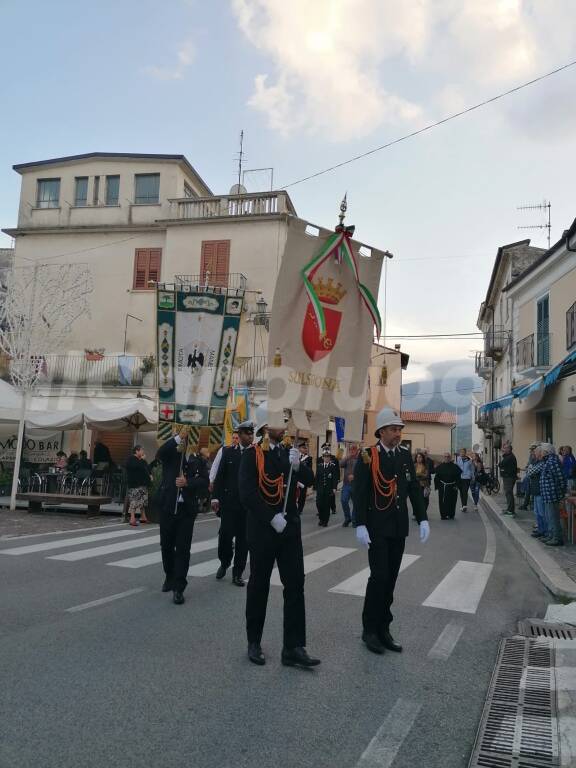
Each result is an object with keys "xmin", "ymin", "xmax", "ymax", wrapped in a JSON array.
[
  {"xmin": 246, "ymin": 528, "xmax": 306, "ymax": 649},
  {"xmin": 362, "ymin": 537, "xmax": 405, "ymax": 636},
  {"xmin": 502, "ymin": 477, "xmax": 515, "ymax": 513},
  {"xmin": 297, "ymin": 487, "xmax": 307, "ymax": 515},
  {"xmin": 160, "ymin": 506, "xmax": 196, "ymax": 592},
  {"xmin": 316, "ymin": 493, "xmax": 332, "ymax": 525},
  {"xmin": 459, "ymin": 479, "xmax": 471, "ymax": 507},
  {"xmin": 330, "ymin": 492, "xmax": 336, "ymax": 515},
  {"xmin": 218, "ymin": 507, "xmax": 248, "ymax": 576},
  {"xmin": 438, "ymin": 484, "xmax": 458, "ymax": 519}
]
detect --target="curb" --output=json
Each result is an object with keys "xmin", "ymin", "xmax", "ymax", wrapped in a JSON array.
[{"xmin": 480, "ymin": 493, "xmax": 576, "ymax": 600}]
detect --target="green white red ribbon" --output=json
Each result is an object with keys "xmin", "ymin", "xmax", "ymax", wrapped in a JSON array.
[{"xmin": 300, "ymin": 230, "xmax": 382, "ymax": 338}]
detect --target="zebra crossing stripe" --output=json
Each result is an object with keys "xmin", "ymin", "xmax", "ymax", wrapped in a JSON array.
[
  {"xmin": 422, "ymin": 561, "xmax": 493, "ymax": 614},
  {"xmin": 108, "ymin": 537, "xmax": 219, "ymax": 569},
  {"xmin": 0, "ymin": 528, "xmax": 149, "ymax": 556},
  {"xmin": 270, "ymin": 546, "xmax": 355, "ymax": 586},
  {"xmin": 328, "ymin": 554, "xmax": 420, "ymax": 596},
  {"xmin": 188, "ymin": 558, "xmax": 220, "ymax": 577},
  {"xmin": 48, "ymin": 535, "xmax": 160, "ymax": 562}
]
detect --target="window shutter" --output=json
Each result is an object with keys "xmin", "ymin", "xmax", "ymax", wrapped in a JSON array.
[
  {"xmin": 200, "ymin": 240, "xmax": 230, "ymax": 287},
  {"xmin": 133, "ymin": 250, "xmax": 150, "ymax": 290},
  {"xmin": 148, "ymin": 249, "xmax": 162, "ymax": 284}
]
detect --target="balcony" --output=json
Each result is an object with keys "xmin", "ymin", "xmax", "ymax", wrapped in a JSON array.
[
  {"xmin": 166, "ymin": 191, "xmax": 296, "ymax": 221},
  {"xmin": 174, "ymin": 273, "xmax": 247, "ymax": 295},
  {"xmin": 484, "ymin": 326, "xmax": 508, "ymax": 361},
  {"xmin": 231, "ymin": 356, "xmax": 267, "ymax": 389},
  {"xmin": 474, "ymin": 352, "xmax": 494, "ymax": 380},
  {"xmin": 476, "ymin": 407, "xmax": 506, "ymax": 432},
  {"xmin": 1, "ymin": 355, "xmax": 155, "ymax": 389},
  {"xmin": 515, "ymin": 332, "xmax": 551, "ymax": 376}
]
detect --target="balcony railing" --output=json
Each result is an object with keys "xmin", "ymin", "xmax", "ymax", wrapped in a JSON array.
[
  {"xmin": 167, "ymin": 191, "xmax": 295, "ymax": 221},
  {"xmin": 174, "ymin": 273, "xmax": 247, "ymax": 294},
  {"xmin": 516, "ymin": 332, "xmax": 551, "ymax": 371},
  {"xmin": 231, "ymin": 356, "xmax": 267, "ymax": 388},
  {"xmin": 516, "ymin": 334, "xmax": 535, "ymax": 370},
  {"xmin": 474, "ymin": 352, "xmax": 494, "ymax": 380},
  {"xmin": 484, "ymin": 326, "xmax": 508, "ymax": 360},
  {"xmin": 476, "ymin": 407, "xmax": 506, "ymax": 432},
  {"xmin": 1, "ymin": 355, "xmax": 155, "ymax": 389}
]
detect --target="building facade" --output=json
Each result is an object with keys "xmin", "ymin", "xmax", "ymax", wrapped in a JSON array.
[{"xmin": 400, "ymin": 411, "xmax": 457, "ymax": 459}]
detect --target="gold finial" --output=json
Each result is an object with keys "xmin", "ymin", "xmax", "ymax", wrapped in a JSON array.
[{"xmin": 273, "ymin": 347, "xmax": 282, "ymax": 367}]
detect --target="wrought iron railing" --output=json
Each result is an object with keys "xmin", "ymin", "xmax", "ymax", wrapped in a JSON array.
[
  {"xmin": 474, "ymin": 352, "xmax": 493, "ymax": 380},
  {"xmin": 231, "ymin": 356, "xmax": 267, "ymax": 388},
  {"xmin": 174, "ymin": 273, "xmax": 247, "ymax": 293},
  {"xmin": 484, "ymin": 325, "xmax": 508, "ymax": 359},
  {"xmin": 0, "ymin": 354, "xmax": 155, "ymax": 388}
]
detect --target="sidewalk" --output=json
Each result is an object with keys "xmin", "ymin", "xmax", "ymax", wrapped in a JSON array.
[{"xmin": 481, "ymin": 491, "xmax": 576, "ymax": 599}]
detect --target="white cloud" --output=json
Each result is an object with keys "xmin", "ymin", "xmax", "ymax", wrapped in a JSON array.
[
  {"xmin": 231, "ymin": 0, "xmax": 576, "ymax": 141},
  {"xmin": 144, "ymin": 39, "xmax": 195, "ymax": 81}
]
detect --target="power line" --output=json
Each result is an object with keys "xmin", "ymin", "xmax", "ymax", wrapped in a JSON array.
[
  {"xmin": 402, "ymin": 386, "xmax": 483, "ymax": 395},
  {"xmin": 15, "ymin": 235, "xmax": 143, "ymax": 264},
  {"xmin": 281, "ymin": 58, "xmax": 576, "ymax": 189}
]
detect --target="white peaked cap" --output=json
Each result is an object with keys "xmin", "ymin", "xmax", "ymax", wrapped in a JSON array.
[{"xmin": 374, "ymin": 407, "xmax": 405, "ymax": 436}]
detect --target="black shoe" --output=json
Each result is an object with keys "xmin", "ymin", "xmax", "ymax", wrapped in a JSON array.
[
  {"xmin": 545, "ymin": 539, "xmax": 564, "ymax": 547},
  {"xmin": 161, "ymin": 579, "xmax": 173, "ymax": 593},
  {"xmin": 216, "ymin": 565, "xmax": 227, "ymax": 580},
  {"xmin": 362, "ymin": 631, "xmax": 385, "ymax": 655},
  {"xmin": 173, "ymin": 590, "xmax": 185, "ymax": 605},
  {"xmin": 531, "ymin": 531, "xmax": 544, "ymax": 538},
  {"xmin": 380, "ymin": 630, "xmax": 403, "ymax": 653},
  {"xmin": 281, "ymin": 647, "xmax": 321, "ymax": 667},
  {"xmin": 248, "ymin": 642, "xmax": 265, "ymax": 665},
  {"xmin": 342, "ymin": 521, "xmax": 350, "ymax": 527},
  {"xmin": 232, "ymin": 575, "xmax": 245, "ymax": 587}
]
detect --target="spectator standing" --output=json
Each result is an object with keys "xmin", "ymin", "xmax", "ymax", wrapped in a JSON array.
[
  {"xmin": 539, "ymin": 443, "xmax": 567, "ymax": 547},
  {"xmin": 125, "ymin": 445, "xmax": 151, "ymax": 526},
  {"xmin": 456, "ymin": 448, "xmax": 474, "ymax": 512},
  {"xmin": 470, "ymin": 452, "xmax": 484, "ymax": 510},
  {"xmin": 560, "ymin": 446, "xmax": 576, "ymax": 493},
  {"xmin": 414, "ymin": 451, "xmax": 431, "ymax": 514},
  {"xmin": 498, "ymin": 443, "xmax": 518, "ymax": 516},
  {"xmin": 340, "ymin": 444, "xmax": 359, "ymax": 527},
  {"xmin": 524, "ymin": 445, "xmax": 547, "ymax": 539},
  {"xmin": 434, "ymin": 453, "xmax": 462, "ymax": 520},
  {"xmin": 296, "ymin": 442, "xmax": 314, "ymax": 514}
]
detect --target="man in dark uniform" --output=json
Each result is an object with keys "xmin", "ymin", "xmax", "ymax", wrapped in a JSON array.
[
  {"xmin": 211, "ymin": 420, "xmax": 254, "ymax": 586},
  {"xmin": 315, "ymin": 443, "xmax": 339, "ymax": 527},
  {"xmin": 296, "ymin": 441, "xmax": 313, "ymax": 514},
  {"xmin": 354, "ymin": 407, "xmax": 430, "ymax": 655},
  {"xmin": 434, "ymin": 453, "xmax": 462, "ymax": 520},
  {"xmin": 238, "ymin": 402, "xmax": 320, "ymax": 668},
  {"xmin": 155, "ymin": 428, "xmax": 209, "ymax": 605}
]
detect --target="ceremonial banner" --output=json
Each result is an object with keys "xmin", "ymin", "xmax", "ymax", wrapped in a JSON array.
[
  {"xmin": 156, "ymin": 285, "xmax": 244, "ymax": 449},
  {"xmin": 224, "ymin": 387, "xmax": 249, "ymax": 445},
  {"xmin": 267, "ymin": 217, "xmax": 384, "ymax": 442}
]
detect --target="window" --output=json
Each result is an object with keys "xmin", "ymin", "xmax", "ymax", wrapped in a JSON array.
[
  {"xmin": 183, "ymin": 182, "xmax": 194, "ymax": 198},
  {"xmin": 567, "ymin": 302, "xmax": 576, "ymax": 350},
  {"xmin": 536, "ymin": 295, "xmax": 550, "ymax": 366},
  {"xmin": 105, "ymin": 175, "xmax": 120, "ymax": 205},
  {"xmin": 74, "ymin": 177, "xmax": 88, "ymax": 206},
  {"xmin": 537, "ymin": 410, "xmax": 553, "ymax": 443},
  {"xmin": 200, "ymin": 240, "xmax": 230, "ymax": 287},
  {"xmin": 93, "ymin": 176, "xmax": 100, "ymax": 206},
  {"xmin": 134, "ymin": 173, "xmax": 160, "ymax": 204},
  {"xmin": 36, "ymin": 178, "xmax": 60, "ymax": 208},
  {"xmin": 132, "ymin": 248, "xmax": 162, "ymax": 289}
]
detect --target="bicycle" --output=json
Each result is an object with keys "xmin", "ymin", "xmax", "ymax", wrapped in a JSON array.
[{"xmin": 479, "ymin": 471, "xmax": 500, "ymax": 495}]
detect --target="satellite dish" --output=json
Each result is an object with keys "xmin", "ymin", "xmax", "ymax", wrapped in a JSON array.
[{"xmin": 229, "ymin": 184, "xmax": 247, "ymax": 195}]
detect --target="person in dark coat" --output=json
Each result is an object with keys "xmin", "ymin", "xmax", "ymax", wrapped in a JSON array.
[
  {"xmin": 238, "ymin": 402, "xmax": 319, "ymax": 669},
  {"xmin": 354, "ymin": 408, "xmax": 429, "ymax": 656},
  {"xmin": 125, "ymin": 445, "xmax": 151, "ymax": 526},
  {"xmin": 434, "ymin": 453, "xmax": 462, "ymax": 520},
  {"xmin": 296, "ymin": 442, "xmax": 313, "ymax": 514},
  {"xmin": 155, "ymin": 429, "xmax": 209, "ymax": 605},
  {"xmin": 212, "ymin": 420, "xmax": 254, "ymax": 586},
  {"xmin": 315, "ymin": 443, "xmax": 339, "ymax": 527},
  {"xmin": 499, "ymin": 443, "xmax": 518, "ymax": 515}
]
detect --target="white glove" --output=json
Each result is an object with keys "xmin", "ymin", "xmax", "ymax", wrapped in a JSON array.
[
  {"xmin": 270, "ymin": 513, "xmax": 287, "ymax": 534},
  {"xmin": 289, "ymin": 447, "xmax": 300, "ymax": 469},
  {"xmin": 211, "ymin": 499, "xmax": 220, "ymax": 513},
  {"xmin": 297, "ymin": 482, "xmax": 305, "ymax": 489},
  {"xmin": 419, "ymin": 520, "xmax": 430, "ymax": 543},
  {"xmin": 356, "ymin": 524, "xmax": 371, "ymax": 548}
]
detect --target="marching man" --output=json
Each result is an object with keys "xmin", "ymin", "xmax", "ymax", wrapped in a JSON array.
[
  {"xmin": 353, "ymin": 407, "xmax": 430, "ymax": 654},
  {"xmin": 238, "ymin": 402, "xmax": 320, "ymax": 668}
]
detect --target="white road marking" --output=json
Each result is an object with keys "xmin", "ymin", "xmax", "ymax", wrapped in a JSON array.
[
  {"xmin": 65, "ymin": 588, "xmax": 145, "ymax": 613},
  {"xmin": 0, "ymin": 528, "xmax": 150, "ymax": 555},
  {"xmin": 188, "ymin": 558, "xmax": 220, "ymax": 577},
  {"xmin": 328, "ymin": 555, "xmax": 420, "ymax": 597},
  {"xmin": 422, "ymin": 561, "xmax": 493, "ymax": 614},
  {"xmin": 478, "ymin": 506, "xmax": 496, "ymax": 564},
  {"xmin": 108, "ymin": 537, "xmax": 219, "ymax": 569},
  {"xmin": 0, "ymin": 521, "xmax": 126, "ymax": 541},
  {"xmin": 354, "ymin": 698, "xmax": 421, "ymax": 768},
  {"xmin": 48, "ymin": 535, "xmax": 160, "ymax": 561},
  {"xmin": 427, "ymin": 621, "xmax": 465, "ymax": 660},
  {"xmin": 270, "ymin": 546, "xmax": 355, "ymax": 586}
]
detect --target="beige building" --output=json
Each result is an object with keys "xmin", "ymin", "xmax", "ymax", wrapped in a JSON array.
[
  {"xmin": 400, "ymin": 411, "xmax": 457, "ymax": 459},
  {"xmin": 2, "ymin": 152, "xmax": 403, "ymax": 461},
  {"xmin": 476, "ymin": 220, "xmax": 576, "ymax": 467}
]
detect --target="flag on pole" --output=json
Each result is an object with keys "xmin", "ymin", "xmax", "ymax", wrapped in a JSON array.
[{"xmin": 267, "ymin": 216, "xmax": 384, "ymax": 442}]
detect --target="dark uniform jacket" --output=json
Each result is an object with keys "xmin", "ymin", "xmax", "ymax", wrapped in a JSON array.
[
  {"xmin": 239, "ymin": 443, "xmax": 314, "ymax": 542},
  {"xmin": 155, "ymin": 437, "xmax": 209, "ymax": 517},
  {"xmin": 353, "ymin": 443, "xmax": 427, "ymax": 540},
  {"xmin": 315, "ymin": 458, "xmax": 339, "ymax": 499},
  {"xmin": 212, "ymin": 445, "xmax": 245, "ymax": 512}
]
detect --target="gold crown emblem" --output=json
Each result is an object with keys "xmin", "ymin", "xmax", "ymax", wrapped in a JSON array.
[{"xmin": 312, "ymin": 277, "xmax": 347, "ymax": 305}]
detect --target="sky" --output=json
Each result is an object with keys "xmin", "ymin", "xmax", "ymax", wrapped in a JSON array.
[{"xmin": 1, "ymin": 0, "xmax": 576, "ymax": 386}]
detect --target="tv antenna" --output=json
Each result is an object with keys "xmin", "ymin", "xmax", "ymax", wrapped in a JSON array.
[
  {"xmin": 235, "ymin": 130, "xmax": 245, "ymax": 189},
  {"xmin": 517, "ymin": 200, "xmax": 551, "ymax": 249}
]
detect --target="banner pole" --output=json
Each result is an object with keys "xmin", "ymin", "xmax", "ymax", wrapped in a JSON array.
[{"xmin": 281, "ymin": 427, "xmax": 300, "ymax": 517}]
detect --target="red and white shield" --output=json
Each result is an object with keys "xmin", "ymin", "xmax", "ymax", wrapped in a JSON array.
[{"xmin": 302, "ymin": 302, "xmax": 342, "ymax": 362}]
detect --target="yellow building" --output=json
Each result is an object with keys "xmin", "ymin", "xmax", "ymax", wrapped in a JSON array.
[{"xmin": 400, "ymin": 411, "xmax": 457, "ymax": 460}]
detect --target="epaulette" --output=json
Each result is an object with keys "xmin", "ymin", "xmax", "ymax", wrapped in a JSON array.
[{"xmin": 399, "ymin": 444, "xmax": 409, "ymax": 451}]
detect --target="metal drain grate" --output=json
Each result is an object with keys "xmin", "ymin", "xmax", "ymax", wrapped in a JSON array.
[
  {"xmin": 468, "ymin": 637, "xmax": 559, "ymax": 768},
  {"xmin": 518, "ymin": 619, "xmax": 576, "ymax": 640}
]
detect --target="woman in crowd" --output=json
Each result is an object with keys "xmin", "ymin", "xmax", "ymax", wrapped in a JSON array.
[
  {"xmin": 125, "ymin": 445, "xmax": 151, "ymax": 526},
  {"xmin": 560, "ymin": 446, "xmax": 576, "ymax": 492},
  {"xmin": 414, "ymin": 451, "xmax": 431, "ymax": 514},
  {"xmin": 470, "ymin": 452, "xmax": 484, "ymax": 510}
]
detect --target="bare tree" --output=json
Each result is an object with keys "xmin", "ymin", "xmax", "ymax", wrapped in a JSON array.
[{"xmin": 0, "ymin": 262, "xmax": 93, "ymax": 509}]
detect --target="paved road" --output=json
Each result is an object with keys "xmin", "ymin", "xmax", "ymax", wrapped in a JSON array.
[{"xmin": 0, "ymin": 494, "xmax": 552, "ymax": 768}]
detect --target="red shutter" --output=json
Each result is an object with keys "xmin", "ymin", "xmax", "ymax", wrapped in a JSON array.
[
  {"xmin": 148, "ymin": 249, "xmax": 162, "ymax": 284},
  {"xmin": 91, "ymin": 431, "xmax": 134, "ymax": 466},
  {"xmin": 200, "ymin": 240, "xmax": 230, "ymax": 287},
  {"xmin": 133, "ymin": 248, "xmax": 162, "ymax": 290}
]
